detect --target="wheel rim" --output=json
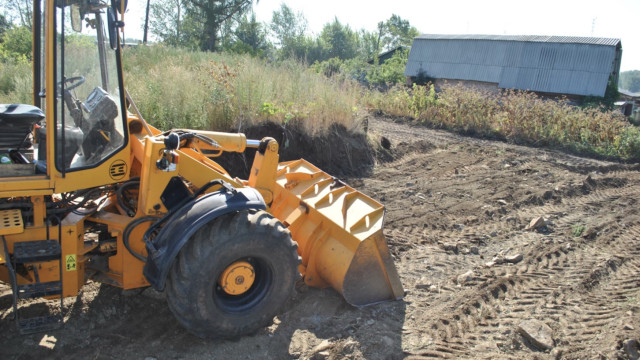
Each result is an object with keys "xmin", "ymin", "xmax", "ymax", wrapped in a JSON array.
[
  {"xmin": 214, "ymin": 257, "xmax": 273, "ymax": 314},
  {"xmin": 217, "ymin": 261, "xmax": 255, "ymax": 296}
]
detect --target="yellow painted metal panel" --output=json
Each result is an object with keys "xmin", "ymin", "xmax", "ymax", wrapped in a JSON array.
[
  {"xmin": 0, "ymin": 189, "xmax": 53, "ymax": 198},
  {"xmin": 270, "ymin": 159, "xmax": 403, "ymax": 306},
  {"xmin": 0, "ymin": 209, "xmax": 24, "ymax": 235},
  {"xmin": 0, "ymin": 242, "xmax": 6, "ymax": 265},
  {"xmin": 89, "ymin": 210, "xmax": 150, "ymax": 289},
  {"xmin": 52, "ymin": 149, "xmax": 131, "ymax": 194},
  {"xmin": 0, "ymin": 178, "xmax": 52, "ymax": 193},
  {"xmin": 189, "ymin": 130, "xmax": 247, "ymax": 153}
]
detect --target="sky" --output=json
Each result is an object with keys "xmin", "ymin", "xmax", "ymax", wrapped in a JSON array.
[{"xmin": 124, "ymin": 0, "xmax": 640, "ymax": 71}]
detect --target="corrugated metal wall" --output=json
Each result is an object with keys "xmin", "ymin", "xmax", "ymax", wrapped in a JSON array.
[{"xmin": 405, "ymin": 35, "xmax": 622, "ymax": 97}]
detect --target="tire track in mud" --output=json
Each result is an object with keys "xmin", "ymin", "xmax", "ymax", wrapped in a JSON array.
[
  {"xmin": 403, "ymin": 221, "xmax": 639, "ymax": 358},
  {"xmin": 368, "ymin": 118, "xmax": 640, "ymax": 359},
  {"xmin": 416, "ymin": 226, "xmax": 636, "ymax": 357},
  {"xmin": 513, "ymin": 183, "xmax": 636, "ymax": 220},
  {"xmin": 403, "ymin": 243, "xmax": 573, "ymax": 357},
  {"xmin": 558, "ymin": 225, "xmax": 640, "ymax": 358}
]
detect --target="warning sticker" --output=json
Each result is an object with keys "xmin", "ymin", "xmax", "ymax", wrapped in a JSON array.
[{"xmin": 65, "ymin": 254, "xmax": 77, "ymax": 271}]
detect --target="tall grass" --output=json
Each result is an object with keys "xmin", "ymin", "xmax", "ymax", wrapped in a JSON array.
[
  {"xmin": 0, "ymin": 59, "xmax": 32, "ymax": 104},
  {"xmin": 2, "ymin": 45, "xmax": 638, "ymax": 161},
  {"xmin": 123, "ymin": 45, "xmax": 361, "ymax": 133},
  {"xmin": 365, "ymin": 83, "xmax": 640, "ymax": 160}
]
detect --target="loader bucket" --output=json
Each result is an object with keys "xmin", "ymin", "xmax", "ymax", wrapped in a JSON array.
[{"xmin": 270, "ymin": 159, "xmax": 404, "ymax": 306}]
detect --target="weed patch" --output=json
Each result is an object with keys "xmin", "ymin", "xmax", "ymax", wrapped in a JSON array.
[
  {"xmin": 365, "ymin": 84, "xmax": 640, "ymax": 161},
  {"xmin": 123, "ymin": 46, "xmax": 362, "ymax": 134}
]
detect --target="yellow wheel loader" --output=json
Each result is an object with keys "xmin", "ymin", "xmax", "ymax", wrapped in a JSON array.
[{"xmin": 0, "ymin": 0, "xmax": 403, "ymax": 338}]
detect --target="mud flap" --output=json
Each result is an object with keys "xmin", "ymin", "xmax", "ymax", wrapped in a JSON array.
[{"xmin": 270, "ymin": 159, "xmax": 404, "ymax": 306}]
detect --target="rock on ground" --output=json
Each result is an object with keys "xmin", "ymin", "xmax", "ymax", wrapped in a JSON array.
[{"xmin": 518, "ymin": 319, "xmax": 554, "ymax": 351}]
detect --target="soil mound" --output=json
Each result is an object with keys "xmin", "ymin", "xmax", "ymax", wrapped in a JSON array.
[{"xmin": 216, "ymin": 121, "xmax": 374, "ymax": 179}]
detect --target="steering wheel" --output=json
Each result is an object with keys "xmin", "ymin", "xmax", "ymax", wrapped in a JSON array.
[
  {"xmin": 58, "ymin": 75, "xmax": 86, "ymax": 127},
  {"xmin": 38, "ymin": 75, "xmax": 86, "ymax": 99},
  {"xmin": 58, "ymin": 75, "xmax": 86, "ymax": 93}
]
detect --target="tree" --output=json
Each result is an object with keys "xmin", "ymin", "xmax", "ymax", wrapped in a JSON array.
[
  {"xmin": 269, "ymin": 3, "xmax": 310, "ymax": 59},
  {"xmin": 380, "ymin": 14, "xmax": 418, "ymax": 51},
  {"xmin": 227, "ymin": 12, "xmax": 268, "ymax": 56},
  {"xmin": 149, "ymin": 0, "xmax": 252, "ymax": 51},
  {"xmin": 143, "ymin": 0, "xmax": 151, "ymax": 44},
  {"xmin": 318, "ymin": 18, "xmax": 359, "ymax": 61},
  {"xmin": 359, "ymin": 24, "xmax": 384, "ymax": 60},
  {"xmin": 366, "ymin": 48, "xmax": 409, "ymax": 85},
  {"xmin": 0, "ymin": 14, "xmax": 11, "ymax": 37},
  {"xmin": 357, "ymin": 15, "xmax": 418, "ymax": 62},
  {"xmin": 184, "ymin": 0, "xmax": 253, "ymax": 51},
  {"xmin": 150, "ymin": 0, "xmax": 187, "ymax": 46},
  {"xmin": 628, "ymin": 77, "xmax": 640, "ymax": 93},
  {"xmin": 0, "ymin": 25, "xmax": 32, "ymax": 61},
  {"xmin": 269, "ymin": 4, "xmax": 307, "ymax": 47},
  {"xmin": 0, "ymin": 0, "xmax": 33, "ymax": 30}
]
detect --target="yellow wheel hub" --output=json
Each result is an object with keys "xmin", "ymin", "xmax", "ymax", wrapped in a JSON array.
[{"xmin": 218, "ymin": 261, "xmax": 255, "ymax": 295}]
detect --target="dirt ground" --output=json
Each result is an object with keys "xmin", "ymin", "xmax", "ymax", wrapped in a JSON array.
[{"xmin": 2, "ymin": 117, "xmax": 640, "ymax": 359}]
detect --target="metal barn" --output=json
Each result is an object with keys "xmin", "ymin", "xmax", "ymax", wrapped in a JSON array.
[{"xmin": 405, "ymin": 34, "xmax": 622, "ymax": 97}]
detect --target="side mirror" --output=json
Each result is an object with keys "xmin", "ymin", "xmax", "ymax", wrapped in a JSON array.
[
  {"xmin": 106, "ymin": 7, "xmax": 119, "ymax": 50},
  {"xmin": 71, "ymin": 5, "xmax": 82, "ymax": 32}
]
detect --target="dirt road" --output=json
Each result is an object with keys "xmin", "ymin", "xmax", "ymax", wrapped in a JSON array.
[{"xmin": 2, "ymin": 117, "xmax": 639, "ymax": 359}]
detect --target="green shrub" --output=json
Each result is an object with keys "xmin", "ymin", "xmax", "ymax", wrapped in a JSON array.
[
  {"xmin": 614, "ymin": 126, "xmax": 640, "ymax": 160},
  {"xmin": 0, "ymin": 26, "xmax": 32, "ymax": 62},
  {"xmin": 365, "ymin": 48, "xmax": 408, "ymax": 85},
  {"xmin": 311, "ymin": 57, "xmax": 343, "ymax": 78}
]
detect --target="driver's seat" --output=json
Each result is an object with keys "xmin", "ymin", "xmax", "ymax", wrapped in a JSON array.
[{"xmin": 0, "ymin": 104, "xmax": 45, "ymax": 149}]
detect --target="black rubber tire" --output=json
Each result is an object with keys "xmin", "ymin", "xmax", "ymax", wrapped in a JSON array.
[{"xmin": 165, "ymin": 209, "xmax": 300, "ymax": 339}]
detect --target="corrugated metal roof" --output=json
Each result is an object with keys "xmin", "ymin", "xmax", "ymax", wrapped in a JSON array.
[
  {"xmin": 406, "ymin": 35, "xmax": 622, "ymax": 97},
  {"xmin": 415, "ymin": 34, "xmax": 621, "ymax": 47},
  {"xmin": 619, "ymin": 89, "xmax": 640, "ymax": 98}
]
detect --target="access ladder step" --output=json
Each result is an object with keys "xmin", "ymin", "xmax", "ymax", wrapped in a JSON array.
[
  {"xmin": 13, "ymin": 240, "xmax": 61, "ymax": 263},
  {"xmin": 17, "ymin": 281, "xmax": 62, "ymax": 299},
  {"xmin": 17, "ymin": 314, "xmax": 63, "ymax": 334}
]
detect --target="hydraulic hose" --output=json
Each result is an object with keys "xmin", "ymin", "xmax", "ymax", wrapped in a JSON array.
[
  {"xmin": 122, "ymin": 216, "xmax": 158, "ymax": 262},
  {"xmin": 116, "ymin": 177, "xmax": 140, "ymax": 217}
]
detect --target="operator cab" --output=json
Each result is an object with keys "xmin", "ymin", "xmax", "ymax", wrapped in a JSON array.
[
  {"xmin": 0, "ymin": 0, "xmax": 128, "ymax": 176},
  {"xmin": 38, "ymin": 0, "xmax": 127, "ymax": 172}
]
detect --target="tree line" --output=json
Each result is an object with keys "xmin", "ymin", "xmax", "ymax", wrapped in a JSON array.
[
  {"xmin": 2, "ymin": 0, "xmax": 420, "ymax": 84},
  {"xmin": 620, "ymin": 71, "xmax": 640, "ymax": 93},
  {"xmin": 4, "ymin": 0, "xmax": 640, "ymax": 92},
  {"xmin": 147, "ymin": 1, "xmax": 418, "ymax": 63}
]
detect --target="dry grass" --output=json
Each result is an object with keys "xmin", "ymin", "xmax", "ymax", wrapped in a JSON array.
[
  {"xmin": 3, "ymin": 45, "xmax": 638, "ymax": 161},
  {"xmin": 0, "ymin": 59, "xmax": 32, "ymax": 104},
  {"xmin": 365, "ymin": 83, "xmax": 640, "ymax": 160},
  {"xmin": 123, "ymin": 46, "xmax": 361, "ymax": 133}
]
